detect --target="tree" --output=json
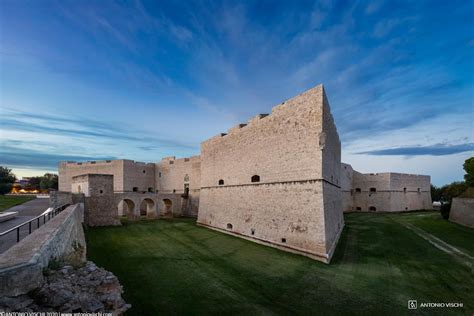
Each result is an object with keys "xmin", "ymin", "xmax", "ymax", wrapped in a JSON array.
[
  {"xmin": 431, "ymin": 184, "xmax": 443, "ymax": 201},
  {"xmin": 40, "ymin": 173, "xmax": 58, "ymax": 190},
  {"xmin": 26, "ymin": 176, "xmax": 41, "ymax": 190},
  {"xmin": 0, "ymin": 166, "xmax": 16, "ymax": 195},
  {"xmin": 463, "ymin": 157, "xmax": 474, "ymax": 186},
  {"xmin": 441, "ymin": 181, "xmax": 467, "ymax": 202}
]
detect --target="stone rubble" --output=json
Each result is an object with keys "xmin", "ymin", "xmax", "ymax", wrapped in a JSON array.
[{"xmin": 0, "ymin": 261, "xmax": 130, "ymax": 314}]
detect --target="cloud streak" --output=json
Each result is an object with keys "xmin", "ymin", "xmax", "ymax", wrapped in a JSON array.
[{"xmin": 358, "ymin": 143, "xmax": 474, "ymax": 156}]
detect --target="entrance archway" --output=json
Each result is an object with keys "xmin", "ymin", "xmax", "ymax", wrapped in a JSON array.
[
  {"xmin": 118, "ymin": 199, "xmax": 135, "ymax": 219},
  {"xmin": 162, "ymin": 199, "xmax": 173, "ymax": 217},
  {"xmin": 140, "ymin": 198, "xmax": 157, "ymax": 218}
]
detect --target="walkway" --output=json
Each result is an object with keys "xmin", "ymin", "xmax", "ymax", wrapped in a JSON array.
[{"xmin": 0, "ymin": 197, "xmax": 50, "ymax": 253}]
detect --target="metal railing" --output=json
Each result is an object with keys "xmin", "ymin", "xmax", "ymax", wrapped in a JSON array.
[{"xmin": 0, "ymin": 204, "xmax": 70, "ymax": 243}]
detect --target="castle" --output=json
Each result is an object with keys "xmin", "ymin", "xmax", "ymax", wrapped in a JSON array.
[{"xmin": 58, "ymin": 84, "xmax": 432, "ymax": 263}]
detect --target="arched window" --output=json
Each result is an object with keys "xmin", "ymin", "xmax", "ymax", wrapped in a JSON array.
[
  {"xmin": 369, "ymin": 206, "xmax": 376, "ymax": 211},
  {"xmin": 370, "ymin": 188, "xmax": 376, "ymax": 193},
  {"xmin": 226, "ymin": 223, "xmax": 233, "ymax": 230},
  {"xmin": 218, "ymin": 179, "xmax": 224, "ymax": 185},
  {"xmin": 251, "ymin": 175, "xmax": 260, "ymax": 183}
]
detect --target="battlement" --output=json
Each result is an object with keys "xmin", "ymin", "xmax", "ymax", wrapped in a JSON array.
[
  {"xmin": 159, "ymin": 155, "xmax": 200, "ymax": 165},
  {"xmin": 203, "ymin": 84, "xmax": 327, "ymax": 146}
]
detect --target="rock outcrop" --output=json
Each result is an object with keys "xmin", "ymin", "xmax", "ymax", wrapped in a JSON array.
[{"xmin": 0, "ymin": 261, "xmax": 130, "ymax": 314}]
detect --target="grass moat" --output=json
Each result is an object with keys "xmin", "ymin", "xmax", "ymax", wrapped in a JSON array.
[{"xmin": 85, "ymin": 211, "xmax": 473, "ymax": 315}]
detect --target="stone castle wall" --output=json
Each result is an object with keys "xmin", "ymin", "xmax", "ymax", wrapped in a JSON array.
[
  {"xmin": 72, "ymin": 174, "xmax": 120, "ymax": 226},
  {"xmin": 156, "ymin": 155, "xmax": 201, "ymax": 216},
  {"xmin": 450, "ymin": 198, "xmax": 474, "ymax": 228},
  {"xmin": 197, "ymin": 85, "xmax": 343, "ymax": 262},
  {"xmin": 347, "ymin": 171, "xmax": 432, "ymax": 212},
  {"xmin": 59, "ymin": 160, "xmax": 155, "ymax": 193}
]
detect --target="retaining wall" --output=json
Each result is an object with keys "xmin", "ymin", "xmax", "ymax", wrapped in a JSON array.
[
  {"xmin": 0, "ymin": 204, "xmax": 86, "ymax": 296},
  {"xmin": 450, "ymin": 198, "xmax": 474, "ymax": 228}
]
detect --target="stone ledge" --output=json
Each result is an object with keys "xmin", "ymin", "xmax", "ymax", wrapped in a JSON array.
[{"xmin": 0, "ymin": 204, "xmax": 86, "ymax": 296}]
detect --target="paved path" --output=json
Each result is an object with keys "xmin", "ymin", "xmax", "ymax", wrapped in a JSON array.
[{"xmin": 0, "ymin": 198, "xmax": 51, "ymax": 254}]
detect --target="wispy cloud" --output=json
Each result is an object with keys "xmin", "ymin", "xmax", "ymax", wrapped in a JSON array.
[
  {"xmin": 358, "ymin": 143, "xmax": 474, "ymax": 156},
  {"xmin": 0, "ymin": 0, "xmax": 472, "ymax": 185},
  {"xmin": 0, "ymin": 146, "xmax": 116, "ymax": 169}
]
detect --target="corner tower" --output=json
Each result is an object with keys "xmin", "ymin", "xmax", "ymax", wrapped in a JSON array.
[{"xmin": 197, "ymin": 84, "xmax": 344, "ymax": 263}]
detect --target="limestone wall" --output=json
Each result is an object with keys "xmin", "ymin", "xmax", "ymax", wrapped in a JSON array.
[
  {"xmin": 122, "ymin": 160, "xmax": 155, "ymax": 193},
  {"xmin": 59, "ymin": 159, "xmax": 155, "ymax": 193},
  {"xmin": 49, "ymin": 190, "xmax": 73, "ymax": 208},
  {"xmin": 198, "ymin": 84, "xmax": 343, "ymax": 262},
  {"xmin": 59, "ymin": 160, "xmax": 124, "ymax": 192},
  {"xmin": 198, "ymin": 182, "xmax": 329, "ymax": 260},
  {"xmin": 156, "ymin": 155, "xmax": 201, "ymax": 216},
  {"xmin": 340, "ymin": 163, "xmax": 354, "ymax": 212},
  {"xmin": 72, "ymin": 174, "xmax": 120, "ymax": 226},
  {"xmin": 348, "ymin": 171, "xmax": 432, "ymax": 212},
  {"xmin": 0, "ymin": 204, "xmax": 86, "ymax": 296},
  {"xmin": 450, "ymin": 198, "xmax": 474, "ymax": 228}
]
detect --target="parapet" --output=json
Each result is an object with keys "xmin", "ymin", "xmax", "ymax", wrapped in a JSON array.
[{"xmin": 203, "ymin": 83, "xmax": 326, "ymax": 146}]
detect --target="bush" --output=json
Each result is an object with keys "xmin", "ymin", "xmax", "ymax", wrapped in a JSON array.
[
  {"xmin": 0, "ymin": 183, "xmax": 13, "ymax": 195},
  {"xmin": 440, "ymin": 203, "xmax": 451, "ymax": 220}
]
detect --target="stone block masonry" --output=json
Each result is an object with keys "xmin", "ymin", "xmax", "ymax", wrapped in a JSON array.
[
  {"xmin": 0, "ymin": 204, "xmax": 86, "ymax": 296},
  {"xmin": 197, "ymin": 84, "xmax": 344, "ymax": 263},
  {"xmin": 450, "ymin": 198, "xmax": 474, "ymax": 228}
]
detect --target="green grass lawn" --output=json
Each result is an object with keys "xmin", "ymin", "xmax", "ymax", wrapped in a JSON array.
[
  {"xmin": 0, "ymin": 195, "xmax": 36, "ymax": 212},
  {"xmin": 86, "ymin": 212, "xmax": 473, "ymax": 315}
]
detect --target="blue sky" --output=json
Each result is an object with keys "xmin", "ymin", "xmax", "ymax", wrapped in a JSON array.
[{"xmin": 0, "ymin": 0, "xmax": 473, "ymax": 186}]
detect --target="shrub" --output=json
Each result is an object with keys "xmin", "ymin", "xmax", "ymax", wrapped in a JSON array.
[
  {"xmin": 0, "ymin": 183, "xmax": 13, "ymax": 195},
  {"xmin": 440, "ymin": 203, "xmax": 451, "ymax": 220}
]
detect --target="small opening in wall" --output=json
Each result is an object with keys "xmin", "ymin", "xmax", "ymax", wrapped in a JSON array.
[
  {"xmin": 148, "ymin": 187, "xmax": 153, "ymax": 193},
  {"xmin": 355, "ymin": 188, "xmax": 361, "ymax": 193},
  {"xmin": 405, "ymin": 207, "xmax": 408, "ymax": 210},
  {"xmin": 159, "ymin": 172, "xmax": 162, "ymax": 178},
  {"xmin": 173, "ymin": 189, "xmax": 176, "ymax": 193},
  {"xmin": 281, "ymin": 238, "xmax": 286, "ymax": 243},
  {"xmin": 156, "ymin": 190, "xmax": 159, "ymax": 193},
  {"xmin": 356, "ymin": 207, "xmax": 361, "ymax": 211},
  {"xmin": 169, "ymin": 161, "xmax": 174, "ymax": 164},
  {"xmin": 142, "ymin": 170, "xmax": 146, "ymax": 173},
  {"xmin": 417, "ymin": 188, "xmax": 421, "ymax": 193},
  {"xmin": 227, "ymin": 223, "xmax": 233, "ymax": 230},
  {"xmin": 184, "ymin": 158, "xmax": 190, "ymax": 162},
  {"xmin": 251, "ymin": 229, "xmax": 255, "ymax": 235},
  {"xmin": 369, "ymin": 206, "xmax": 376, "ymax": 211},
  {"xmin": 251, "ymin": 175, "xmax": 260, "ymax": 183},
  {"xmin": 99, "ymin": 190, "xmax": 103, "ymax": 194},
  {"xmin": 370, "ymin": 188, "xmax": 376, "ymax": 193},
  {"xmin": 403, "ymin": 187, "xmax": 407, "ymax": 193},
  {"xmin": 218, "ymin": 179, "xmax": 224, "ymax": 185},
  {"xmin": 90, "ymin": 161, "xmax": 96, "ymax": 164},
  {"xmin": 133, "ymin": 187, "xmax": 138, "ymax": 192}
]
